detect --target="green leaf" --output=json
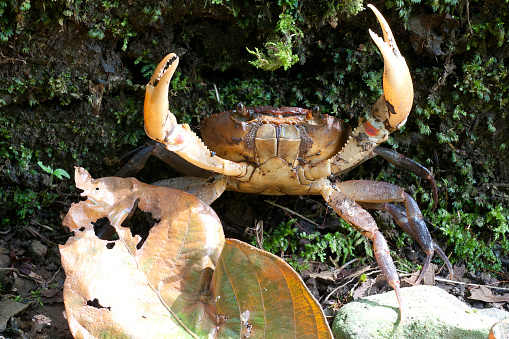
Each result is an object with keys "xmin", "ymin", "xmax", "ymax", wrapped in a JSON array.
[
  {"xmin": 37, "ymin": 161, "xmax": 52, "ymax": 174},
  {"xmin": 53, "ymin": 168, "xmax": 70, "ymax": 180}
]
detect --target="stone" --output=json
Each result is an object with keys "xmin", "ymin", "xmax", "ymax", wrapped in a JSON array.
[
  {"xmin": 28, "ymin": 240, "xmax": 48, "ymax": 260},
  {"xmin": 332, "ymin": 285, "xmax": 509, "ymax": 339}
]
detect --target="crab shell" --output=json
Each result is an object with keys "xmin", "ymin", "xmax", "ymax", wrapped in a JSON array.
[{"xmin": 200, "ymin": 105, "xmax": 350, "ymax": 166}]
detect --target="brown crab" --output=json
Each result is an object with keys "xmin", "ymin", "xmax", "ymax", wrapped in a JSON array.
[{"xmin": 121, "ymin": 5, "xmax": 453, "ymax": 317}]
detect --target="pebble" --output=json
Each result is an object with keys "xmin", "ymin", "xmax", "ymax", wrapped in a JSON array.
[{"xmin": 28, "ymin": 240, "xmax": 48, "ymax": 260}]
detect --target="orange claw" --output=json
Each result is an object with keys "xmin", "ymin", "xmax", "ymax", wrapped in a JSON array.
[
  {"xmin": 368, "ymin": 4, "xmax": 414, "ymax": 130},
  {"xmin": 144, "ymin": 53, "xmax": 179, "ymax": 142}
]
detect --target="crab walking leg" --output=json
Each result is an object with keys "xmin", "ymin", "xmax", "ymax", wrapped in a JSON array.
[
  {"xmin": 144, "ymin": 53, "xmax": 249, "ymax": 179},
  {"xmin": 361, "ymin": 202, "xmax": 454, "ymax": 284},
  {"xmin": 372, "ymin": 147, "xmax": 438, "ymax": 210},
  {"xmin": 152, "ymin": 175, "xmax": 227, "ymax": 205},
  {"xmin": 338, "ymin": 146, "xmax": 438, "ymax": 210},
  {"xmin": 318, "ymin": 146, "xmax": 437, "ymax": 208},
  {"xmin": 320, "ymin": 181, "xmax": 405, "ymax": 317},
  {"xmin": 337, "ymin": 180, "xmax": 453, "ymax": 285}
]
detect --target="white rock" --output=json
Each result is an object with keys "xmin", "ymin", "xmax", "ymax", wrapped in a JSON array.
[{"xmin": 332, "ymin": 285, "xmax": 509, "ymax": 339}]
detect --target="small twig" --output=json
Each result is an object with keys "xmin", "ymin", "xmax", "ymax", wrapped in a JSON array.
[
  {"xmin": 0, "ymin": 51, "xmax": 27, "ymax": 64},
  {"xmin": 25, "ymin": 226, "xmax": 56, "ymax": 246},
  {"xmin": 332, "ymin": 258, "xmax": 359, "ymax": 273},
  {"xmin": 213, "ymin": 83, "xmax": 221, "ymax": 104},
  {"xmin": 466, "ymin": 0, "xmax": 473, "ymax": 34},
  {"xmin": 32, "ymin": 221, "xmax": 55, "ymax": 232},
  {"xmin": 281, "ymin": 211, "xmax": 312, "ymax": 235},
  {"xmin": 264, "ymin": 200, "xmax": 320, "ymax": 227},
  {"xmin": 492, "ymin": 183, "xmax": 509, "ymax": 188},
  {"xmin": 0, "ymin": 268, "xmax": 41, "ymax": 283},
  {"xmin": 324, "ymin": 277, "xmax": 357, "ymax": 302},
  {"xmin": 435, "ymin": 277, "xmax": 509, "ymax": 292},
  {"xmin": 0, "ymin": 226, "xmax": 11, "ymax": 235},
  {"xmin": 252, "ymin": 220, "xmax": 264, "ymax": 249},
  {"xmin": 0, "ymin": 267, "xmax": 18, "ymax": 272},
  {"xmin": 47, "ymin": 266, "xmax": 63, "ymax": 285},
  {"xmin": 322, "ymin": 258, "xmax": 360, "ymax": 301},
  {"xmin": 324, "ymin": 265, "xmax": 379, "ymax": 302}
]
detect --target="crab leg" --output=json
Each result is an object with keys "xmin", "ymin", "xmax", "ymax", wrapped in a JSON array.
[
  {"xmin": 336, "ymin": 180, "xmax": 453, "ymax": 285},
  {"xmin": 320, "ymin": 180, "xmax": 405, "ymax": 318},
  {"xmin": 302, "ymin": 5, "xmax": 414, "ymax": 182},
  {"xmin": 372, "ymin": 147, "xmax": 438, "ymax": 210},
  {"xmin": 368, "ymin": 4, "xmax": 414, "ymax": 129},
  {"xmin": 367, "ymin": 203, "xmax": 454, "ymax": 284},
  {"xmin": 144, "ymin": 53, "xmax": 250, "ymax": 179},
  {"xmin": 344, "ymin": 147, "xmax": 438, "ymax": 210},
  {"xmin": 144, "ymin": 53, "xmax": 179, "ymax": 142}
]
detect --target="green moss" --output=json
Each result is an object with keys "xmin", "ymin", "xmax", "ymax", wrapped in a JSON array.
[
  {"xmin": 1, "ymin": 0, "xmax": 508, "ymax": 276},
  {"xmin": 300, "ymin": 219, "xmax": 372, "ymax": 264},
  {"xmin": 430, "ymin": 207, "xmax": 509, "ymax": 272},
  {"xmin": 247, "ymin": 13, "xmax": 303, "ymax": 71}
]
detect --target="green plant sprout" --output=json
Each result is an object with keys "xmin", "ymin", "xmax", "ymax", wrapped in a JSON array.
[
  {"xmin": 37, "ymin": 161, "xmax": 70, "ymax": 186},
  {"xmin": 30, "ymin": 290, "xmax": 44, "ymax": 306}
]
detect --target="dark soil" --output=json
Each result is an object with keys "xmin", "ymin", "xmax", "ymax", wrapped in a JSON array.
[{"xmin": 1, "ymin": 183, "xmax": 507, "ymax": 338}]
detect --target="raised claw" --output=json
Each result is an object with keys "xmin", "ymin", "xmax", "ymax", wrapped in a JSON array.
[
  {"xmin": 144, "ymin": 53, "xmax": 179, "ymax": 142},
  {"xmin": 368, "ymin": 4, "xmax": 414, "ymax": 130},
  {"xmin": 143, "ymin": 53, "xmax": 249, "ymax": 178},
  {"xmin": 302, "ymin": 6, "xmax": 416, "ymax": 178}
]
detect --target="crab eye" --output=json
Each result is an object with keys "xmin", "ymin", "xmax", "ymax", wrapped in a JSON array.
[
  {"xmin": 312, "ymin": 105, "xmax": 321, "ymax": 117},
  {"xmin": 306, "ymin": 105, "xmax": 321, "ymax": 120},
  {"xmin": 236, "ymin": 102, "xmax": 251, "ymax": 119}
]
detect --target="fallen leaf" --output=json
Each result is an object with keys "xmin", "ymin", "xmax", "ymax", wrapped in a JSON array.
[
  {"xmin": 308, "ymin": 270, "xmax": 338, "ymax": 283},
  {"xmin": 0, "ymin": 299, "xmax": 29, "ymax": 331},
  {"xmin": 352, "ymin": 278, "xmax": 375, "ymax": 300},
  {"xmin": 403, "ymin": 263, "xmax": 437, "ymax": 286},
  {"xmin": 469, "ymin": 286, "xmax": 509, "ymax": 303},
  {"xmin": 61, "ymin": 168, "xmax": 332, "ymax": 338},
  {"xmin": 32, "ymin": 314, "xmax": 52, "ymax": 326},
  {"xmin": 61, "ymin": 168, "xmax": 224, "ymax": 337},
  {"xmin": 214, "ymin": 239, "xmax": 331, "ymax": 338}
]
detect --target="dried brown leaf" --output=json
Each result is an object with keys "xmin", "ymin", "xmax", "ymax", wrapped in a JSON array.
[
  {"xmin": 61, "ymin": 168, "xmax": 224, "ymax": 338},
  {"xmin": 61, "ymin": 168, "xmax": 332, "ymax": 338},
  {"xmin": 469, "ymin": 286, "xmax": 509, "ymax": 303}
]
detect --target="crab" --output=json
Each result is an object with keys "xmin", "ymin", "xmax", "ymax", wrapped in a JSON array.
[{"xmin": 120, "ymin": 5, "xmax": 453, "ymax": 317}]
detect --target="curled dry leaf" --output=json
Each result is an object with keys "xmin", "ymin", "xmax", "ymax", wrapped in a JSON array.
[
  {"xmin": 61, "ymin": 168, "xmax": 331, "ymax": 338},
  {"xmin": 61, "ymin": 167, "xmax": 224, "ymax": 338},
  {"xmin": 469, "ymin": 286, "xmax": 509, "ymax": 303}
]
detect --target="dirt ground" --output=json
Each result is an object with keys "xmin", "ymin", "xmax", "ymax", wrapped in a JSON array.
[{"xmin": 1, "ymin": 189, "xmax": 508, "ymax": 338}]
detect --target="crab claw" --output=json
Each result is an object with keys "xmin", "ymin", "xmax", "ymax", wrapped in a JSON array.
[
  {"xmin": 368, "ymin": 4, "xmax": 413, "ymax": 130},
  {"xmin": 144, "ymin": 53, "xmax": 179, "ymax": 142}
]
